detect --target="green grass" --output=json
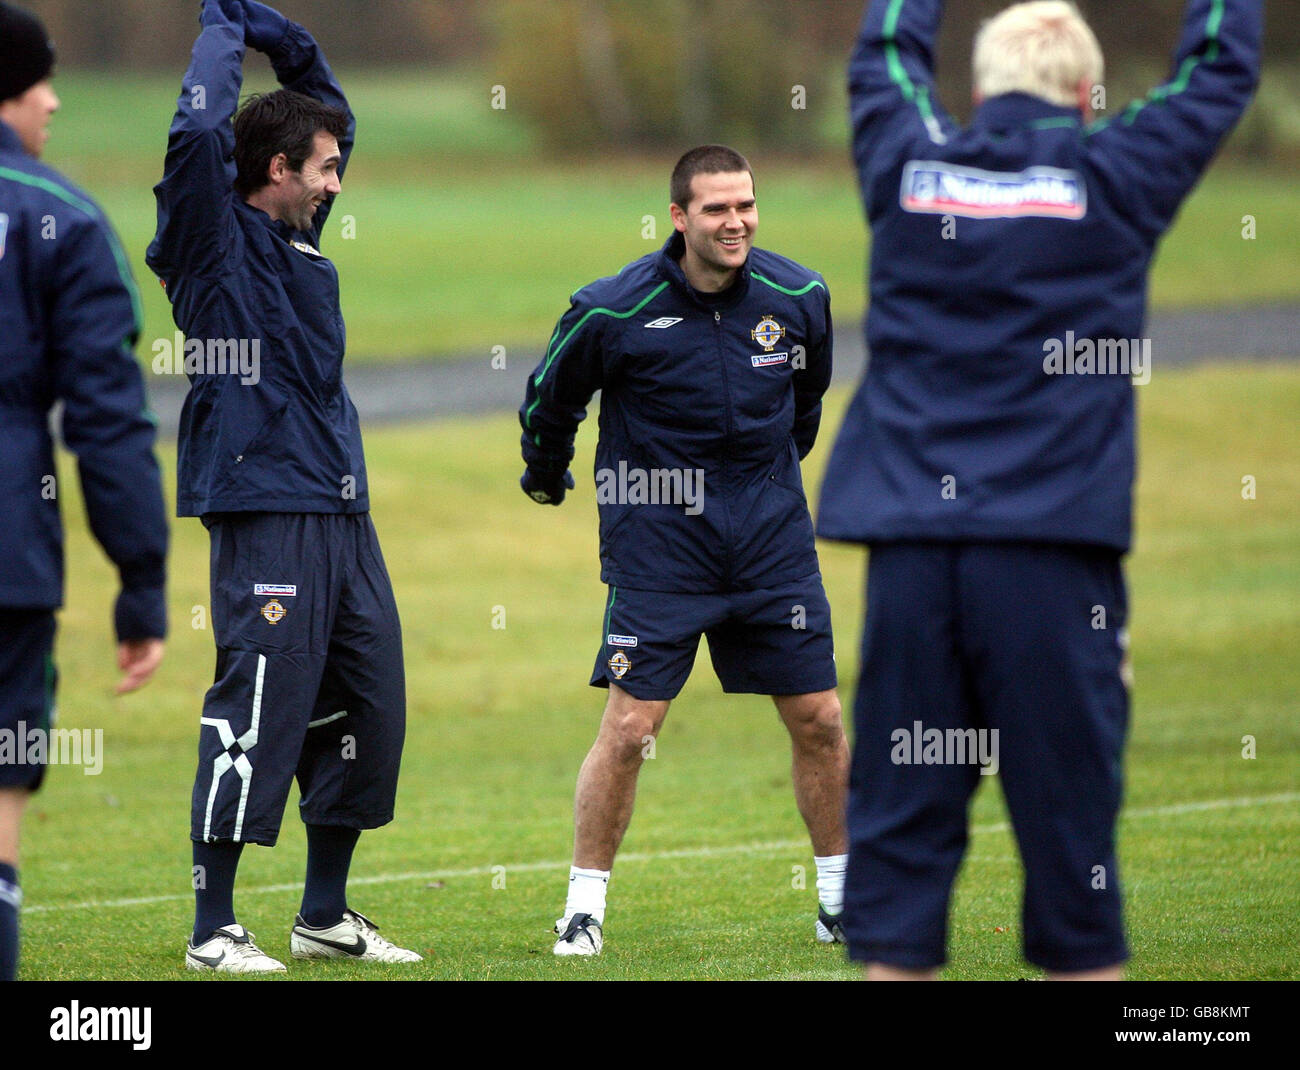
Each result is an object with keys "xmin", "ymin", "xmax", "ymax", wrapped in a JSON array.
[
  {"xmin": 34, "ymin": 71, "xmax": 1300, "ymax": 362},
  {"xmin": 18, "ymin": 362, "xmax": 1299, "ymax": 980}
]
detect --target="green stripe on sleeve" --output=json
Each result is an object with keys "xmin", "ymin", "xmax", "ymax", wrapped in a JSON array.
[
  {"xmin": 524, "ymin": 281, "xmax": 668, "ymax": 430},
  {"xmin": 1106, "ymin": 0, "xmax": 1226, "ymax": 130},
  {"xmin": 0, "ymin": 166, "xmax": 142, "ymax": 333},
  {"xmin": 752, "ymin": 272, "xmax": 825, "ymax": 298},
  {"xmin": 881, "ymin": 0, "xmax": 942, "ymax": 134}
]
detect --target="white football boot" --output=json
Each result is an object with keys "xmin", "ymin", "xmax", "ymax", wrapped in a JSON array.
[
  {"xmin": 290, "ymin": 909, "xmax": 422, "ymax": 963},
  {"xmin": 815, "ymin": 907, "xmax": 847, "ymax": 945},
  {"xmin": 553, "ymin": 912, "xmax": 603, "ymax": 957},
  {"xmin": 185, "ymin": 924, "xmax": 287, "ymax": 974}
]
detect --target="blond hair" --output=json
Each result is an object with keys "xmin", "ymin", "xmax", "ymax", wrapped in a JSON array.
[{"xmin": 973, "ymin": 1, "xmax": 1103, "ymax": 109}]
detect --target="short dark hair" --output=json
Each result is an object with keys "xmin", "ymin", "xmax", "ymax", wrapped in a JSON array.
[
  {"xmin": 670, "ymin": 145, "xmax": 755, "ymax": 210},
  {"xmin": 232, "ymin": 89, "xmax": 349, "ymax": 198}
]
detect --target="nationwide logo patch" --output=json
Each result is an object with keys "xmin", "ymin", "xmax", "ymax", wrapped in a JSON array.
[
  {"xmin": 608, "ymin": 651, "xmax": 631, "ymax": 678},
  {"xmin": 751, "ymin": 315, "xmax": 785, "ymax": 351},
  {"xmin": 751, "ymin": 352, "xmax": 789, "ymax": 368},
  {"xmin": 900, "ymin": 161, "xmax": 1086, "ymax": 220},
  {"xmin": 0, "ymin": 213, "xmax": 8, "ymax": 261},
  {"xmin": 261, "ymin": 600, "xmax": 287, "ymax": 625},
  {"xmin": 607, "ymin": 634, "xmax": 639, "ymax": 648},
  {"xmin": 254, "ymin": 584, "xmax": 297, "ymax": 597},
  {"xmin": 645, "ymin": 317, "xmax": 682, "ymax": 329}
]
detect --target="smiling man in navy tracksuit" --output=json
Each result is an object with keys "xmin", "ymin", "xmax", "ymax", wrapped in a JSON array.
[
  {"xmin": 521, "ymin": 146, "xmax": 850, "ymax": 957},
  {"xmin": 817, "ymin": 0, "xmax": 1261, "ymax": 978},
  {"xmin": 148, "ymin": 0, "xmax": 418, "ymax": 972},
  {"xmin": 0, "ymin": 1, "xmax": 168, "ymax": 981}
]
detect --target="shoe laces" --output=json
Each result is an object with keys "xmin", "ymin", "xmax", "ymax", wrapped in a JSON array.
[
  {"xmin": 345, "ymin": 910, "xmax": 398, "ymax": 952},
  {"xmin": 224, "ymin": 929, "xmax": 271, "ymax": 963}
]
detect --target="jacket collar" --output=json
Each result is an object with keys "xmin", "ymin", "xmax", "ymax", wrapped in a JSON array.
[
  {"xmin": 0, "ymin": 120, "xmax": 26, "ymax": 154},
  {"xmin": 235, "ymin": 195, "xmax": 303, "ymax": 242},
  {"xmin": 973, "ymin": 92, "xmax": 1084, "ymax": 132},
  {"xmin": 656, "ymin": 230, "xmax": 752, "ymax": 309}
]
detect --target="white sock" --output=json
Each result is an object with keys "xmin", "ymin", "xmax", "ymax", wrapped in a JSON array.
[
  {"xmin": 814, "ymin": 853, "xmax": 848, "ymax": 916},
  {"xmin": 564, "ymin": 866, "xmax": 610, "ymax": 926}
]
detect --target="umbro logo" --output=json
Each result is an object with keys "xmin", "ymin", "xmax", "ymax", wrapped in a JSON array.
[{"xmin": 644, "ymin": 317, "xmax": 682, "ymax": 329}]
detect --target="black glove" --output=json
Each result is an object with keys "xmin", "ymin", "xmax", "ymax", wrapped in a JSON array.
[{"xmin": 520, "ymin": 468, "xmax": 575, "ymax": 506}]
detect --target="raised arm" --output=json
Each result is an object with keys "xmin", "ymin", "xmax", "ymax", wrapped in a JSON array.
[
  {"xmin": 849, "ymin": 0, "xmax": 956, "ymax": 186},
  {"xmin": 1087, "ymin": 0, "xmax": 1263, "ymax": 238},
  {"xmin": 146, "ymin": 0, "xmax": 246, "ymax": 281},
  {"xmin": 53, "ymin": 210, "xmax": 168, "ymax": 647},
  {"xmin": 241, "ymin": 0, "xmax": 356, "ymax": 243}
]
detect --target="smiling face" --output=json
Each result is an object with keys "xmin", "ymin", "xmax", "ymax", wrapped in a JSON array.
[
  {"xmin": 669, "ymin": 170, "xmax": 758, "ymax": 293},
  {"xmin": 254, "ymin": 130, "xmax": 342, "ymax": 233},
  {"xmin": 0, "ymin": 79, "xmax": 59, "ymax": 158}
]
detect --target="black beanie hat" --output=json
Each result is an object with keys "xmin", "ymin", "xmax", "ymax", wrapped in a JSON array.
[{"xmin": 0, "ymin": 2, "xmax": 56, "ymax": 102}]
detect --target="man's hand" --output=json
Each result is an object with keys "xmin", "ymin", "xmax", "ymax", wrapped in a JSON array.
[
  {"xmin": 521, "ymin": 468, "xmax": 575, "ymax": 506},
  {"xmin": 239, "ymin": 0, "xmax": 290, "ymax": 52},
  {"xmin": 116, "ymin": 639, "xmax": 165, "ymax": 695},
  {"xmin": 200, "ymin": 0, "xmax": 244, "ymax": 29}
]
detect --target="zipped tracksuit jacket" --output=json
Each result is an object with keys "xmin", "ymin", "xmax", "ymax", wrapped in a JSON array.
[
  {"xmin": 148, "ymin": 12, "xmax": 403, "ymax": 846},
  {"xmin": 1, "ymin": 119, "xmax": 168, "ymax": 788},
  {"xmin": 522, "ymin": 230, "xmax": 833, "ymax": 595},
  {"xmin": 816, "ymin": 0, "xmax": 1261, "ymax": 972}
]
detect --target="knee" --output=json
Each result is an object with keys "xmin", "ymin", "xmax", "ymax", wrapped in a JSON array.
[
  {"xmin": 785, "ymin": 692, "xmax": 845, "ymax": 750},
  {"xmin": 599, "ymin": 703, "xmax": 663, "ymax": 762}
]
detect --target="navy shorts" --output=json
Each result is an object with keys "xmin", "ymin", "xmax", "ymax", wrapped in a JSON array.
[
  {"xmin": 0, "ymin": 609, "xmax": 57, "ymax": 791},
  {"xmin": 192, "ymin": 513, "xmax": 405, "ymax": 846},
  {"xmin": 844, "ymin": 541, "xmax": 1130, "ymax": 973},
  {"xmin": 589, "ymin": 577, "xmax": 838, "ymax": 701}
]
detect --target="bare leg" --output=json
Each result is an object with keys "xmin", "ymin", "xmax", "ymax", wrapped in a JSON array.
[
  {"xmin": 1047, "ymin": 965, "xmax": 1124, "ymax": 980},
  {"xmin": 866, "ymin": 963, "xmax": 940, "ymax": 981},
  {"xmin": 572, "ymin": 684, "xmax": 670, "ymax": 870},
  {"xmin": 773, "ymin": 689, "xmax": 849, "ymax": 857},
  {"xmin": 0, "ymin": 788, "xmax": 26, "ymax": 866}
]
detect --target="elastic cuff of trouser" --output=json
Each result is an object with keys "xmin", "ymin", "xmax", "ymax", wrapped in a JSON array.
[
  {"xmin": 1025, "ymin": 944, "xmax": 1130, "ymax": 974},
  {"xmin": 297, "ymin": 811, "xmax": 394, "ymax": 830},
  {"xmin": 190, "ymin": 833, "xmax": 279, "ymax": 848},
  {"xmin": 847, "ymin": 941, "xmax": 945, "ymax": 971}
]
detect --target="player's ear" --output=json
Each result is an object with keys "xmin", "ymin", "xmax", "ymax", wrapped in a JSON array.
[
  {"xmin": 669, "ymin": 202, "xmax": 688, "ymax": 232},
  {"xmin": 266, "ymin": 152, "xmax": 290, "ymax": 185},
  {"xmin": 1076, "ymin": 76, "xmax": 1094, "ymax": 122}
]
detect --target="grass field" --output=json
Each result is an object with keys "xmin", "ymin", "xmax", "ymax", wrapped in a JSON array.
[
  {"xmin": 18, "ymin": 362, "xmax": 1299, "ymax": 981},
  {"xmin": 37, "ymin": 70, "xmax": 1300, "ymax": 362}
]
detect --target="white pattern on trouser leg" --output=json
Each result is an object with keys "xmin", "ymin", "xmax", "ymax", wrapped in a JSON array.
[{"xmin": 199, "ymin": 654, "xmax": 266, "ymax": 842}]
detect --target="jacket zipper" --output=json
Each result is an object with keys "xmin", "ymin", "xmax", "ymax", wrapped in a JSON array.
[{"xmin": 714, "ymin": 309, "xmax": 735, "ymax": 587}]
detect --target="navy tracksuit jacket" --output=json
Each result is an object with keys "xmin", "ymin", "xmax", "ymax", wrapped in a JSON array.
[
  {"xmin": 146, "ymin": 18, "xmax": 366, "ymax": 517},
  {"xmin": 0, "ymin": 120, "xmax": 167, "ymax": 639},
  {"xmin": 818, "ymin": 0, "xmax": 1261, "ymax": 971},
  {"xmin": 817, "ymin": 0, "xmax": 1262, "ymax": 553},
  {"xmin": 521, "ymin": 230, "xmax": 833, "ymax": 593}
]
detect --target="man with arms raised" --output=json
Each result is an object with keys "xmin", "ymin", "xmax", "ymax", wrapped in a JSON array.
[
  {"xmin": 149, "ymin": 0, "xmax": 418, "ymax": 972},
  {"xmin": 818, "ymin": 0, "xmax": 1261, "ymax": 979}
]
